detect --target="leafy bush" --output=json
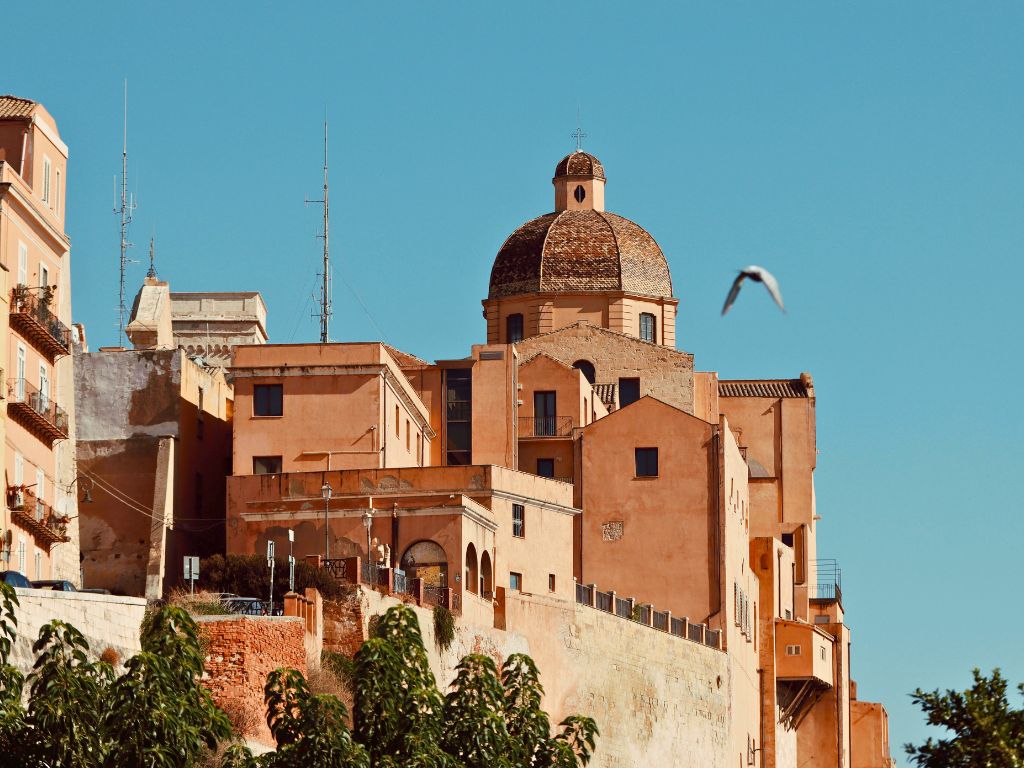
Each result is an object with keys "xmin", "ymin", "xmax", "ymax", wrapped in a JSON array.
[
  {"xmin": 433, "ymin": 604, "xmax": 456, "ymax": 652},
  {"xmin": 199, "ymin": 554, "xmax": 349, "ymax": 602}
]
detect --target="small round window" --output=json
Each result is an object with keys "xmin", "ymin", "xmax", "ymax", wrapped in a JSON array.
[{"xmin": 573, "ymin": 184, "xmax": 586, "ymax": 203}]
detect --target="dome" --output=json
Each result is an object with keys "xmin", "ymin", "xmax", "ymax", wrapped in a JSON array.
[
  {"xmin": 487, "ymin": 209, "xmax": 673, "ymax": 299},
  {"xmin": 554, "ymin": 150, "xmax": 605, "ymax": 180}
]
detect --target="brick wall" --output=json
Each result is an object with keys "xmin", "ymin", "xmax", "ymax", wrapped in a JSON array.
[{"xmin": 198, "ymin": 615, "xmax": 307, "ymax": 746}]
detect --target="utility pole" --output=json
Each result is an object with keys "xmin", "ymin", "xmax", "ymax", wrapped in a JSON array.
[
  {"xmin": 114, "ymin": 79, "xmax": 136, "ymax": 346},
  {"xmin": 306, "ymin": 120, "xmax": 331, "ymax": 343}
]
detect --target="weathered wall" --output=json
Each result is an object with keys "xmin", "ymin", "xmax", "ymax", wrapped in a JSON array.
[
  {"xmin": 198, "ymin": 615, "xmax": 307, "ymax": 747},
  {"xmin": 9, "ymin": 588, "xmax": 145, "ymax": 672}
]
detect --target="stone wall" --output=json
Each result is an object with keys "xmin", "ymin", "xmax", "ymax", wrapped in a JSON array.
[
  {"xmin": 9, "ymin": 588, "xmax": 146, "ymax": 672},
  {"xmin": 197, "ymin": 615, "xmax": 307, "ymax": 746}
]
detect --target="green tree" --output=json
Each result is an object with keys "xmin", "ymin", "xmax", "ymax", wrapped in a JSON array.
[
  {"xmin": 906, "ymin": 667, "xmax": 1024, "ymax": 767},
  {"xmin": 443, "ymin": 654, "xmax": 512, "ymax": 768}
]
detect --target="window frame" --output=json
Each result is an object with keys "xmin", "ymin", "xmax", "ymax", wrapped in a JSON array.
[
  {"xmin": 42, "ymin": 156, "xmax": 52, "ymax": 204},
  {"xmin": 639, "ymin": 312, "xmax": 656, "ymax": 343},
  {"xmin": 512, "ymin": 503, "xmax": 525, "ymax": 538},
  {"xmin": 252, "ymin": 455, "xmax": 283, "ymax": 475},
  {"xmin": 506, "ymin": 313, "xmax": 524, "ymax": 343},
  {"xmin": 536, "ymin": 458, "xmax": 555, "ymax": 479},
  {"xmin": 634, "ymin": 447, "xmax": 659, "ymax": 478},
  {"xmin": 509, "ymin": 572, "xmax": 523, "ymax": 591},
  {"xmin": 619, "ymin": 377, "xmax": 641, "ymax": 408},
  {"xmin": 253, "ymin": 384, "xmax": 284, "ymax": 417}
]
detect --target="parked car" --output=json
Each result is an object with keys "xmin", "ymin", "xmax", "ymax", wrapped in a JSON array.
[
  {"xmin": 31, "ymin": 580, "xmax": 77, "ymax": 592},
  {"xmin": 221, "ymin": 596, "xmax": 267, "ymax": 616},
  {"xmin": 0, "ymin": 571, "xmax": 32, "ymax": 588}
]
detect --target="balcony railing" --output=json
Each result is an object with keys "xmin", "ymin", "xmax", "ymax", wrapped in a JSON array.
[
  {"xmin": 809, "ymin": 558, "xmax": 843, "ymax": 606},
  {"xmin": 7, "ymin": 378, "xmax": 69, "ymax": 444},
  {"xmin": 6, "ymin": 486, "xmax": 69, "ymax": 546},
  {"xmin": 518, "ymin": 415, "xmax": 573, "ymax": 438},
  {"xmin": 10, "ymin": 287, "xmax": 71, "ymax": 360}
]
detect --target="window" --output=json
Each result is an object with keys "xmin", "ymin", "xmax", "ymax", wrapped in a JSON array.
[
  {"xmin": 548, "ymin": 573, "xmax": 556, "ymax": 592},
  {"xmin": 820, "ymin": 646, "xmax": 826, "ymax": 661},
  {"xmin": 572, "ymin": 360, "xmax": 596, "ymax": 384},
  {"xmin": 584, "ymin": 398, "xmax": 588, "ymax": 425},
  {"xmin": 34, "ymin": 550, "xmax": 41, "ymax": 580},
  {"xmin": 512, "ymin": 504, "xmax": 525, "ymax": 538},
  {"xmin": 536, "ymin": 458, "xmax": 555, "ymax": 479},
  {"xmin": 39, "ymin": 264, "xmax": 48, "ymax": 290},
  {"xmin": 445, "ymin": 368, "xmax": 472, "ymax": 465},
  {"xmin": 38, "ymin": 364, "xmax": 49, "ymax": 409},
  {"xmin": 406, "ymin": 419, "xmax": 411, "ymax": 451},
  {"xmin": 395, "ymin": 405, "xmax": 400, "ymax": 437},
  {"xmin": 253, "ymin": 456, "xmax": 283, "ymax": 475},
  {"xmin": 534, "ymin": 391, "xmax": 556, "ymax": 436},
  {"xmin": 416, "ymin": 435, "xmax": 422, "ymax": 464},
  {"xmin": 619, "ymin": 377, "xmax": 640, "ymax": 407},
  {"xmin": 785, "ymin": 644, "xmax": 802, "ymax": 656},
  {"xmin": 639, "ymin": 312, "xmax": 656, "ymax": 343},
  {"xmin": 510, "ymin": 572, "xmax": 522, "ymax": 591},
  {"xmin": 506, "ymin": 313, "xmax": 524, "ymax": 343},
  {"xmin": 42, "ymin": 157, "xmax": 52, "ymax": 204},
  {"xmin": 781, "ymin": 532, "xmax": 794, "ymax": 547},
  {"xmin": 16, "ymin": 346, "xmax": 26, "ymax": 400},
  {"xmin": 55, "ymin": 168, "xmax": 61, "ymax": 215},
  {"xmin": 17, "ymin": 538, "xmax": 26, "ymax": 575},
  {"xmin": 573, "ymin": 184, "xmax": 586, "ymax": 203},
  {"xmin": 17, "ymin": 242, "xmax": 27, "ymax": 286},
  {"xmin": 635, "ymin": 448, "xmax": 658, "ymax": 478},
  {"xmin": 814, "ymin": 614, "xmax": 830, "ymax": 624},
  {"xmin": 253, "ymin": 384, "xmax": 283, "ymax": 416}
]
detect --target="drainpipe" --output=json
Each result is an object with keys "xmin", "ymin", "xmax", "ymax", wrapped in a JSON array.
[
  {"xmin": 758, "ymin": 667, "xmax": 766, "ymax": 768},
  {"xmin": 390, "ymin": 503, "xmax": 399, "ymax": 568},
  {"xmin": 381, "ymin": 372, "xmax": 387, "ymax": 468}
]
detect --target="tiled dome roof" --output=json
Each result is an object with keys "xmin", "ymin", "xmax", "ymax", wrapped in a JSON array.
[
  {"xmin": 487, "ymin": 210, "xmax": 672, "ymax": 299},
  {"xmin": 554, "ymin": 151, "xmax": 605, "ymax": 180}
]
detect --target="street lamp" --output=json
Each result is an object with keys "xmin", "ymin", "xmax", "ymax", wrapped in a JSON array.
[
  {"xmin": 362, "ymin": 500, "xmax": 375, "ymax": 583},
  {"xmin": 321, "ymin": 482, "xmax": 332, "ymax": 560}
]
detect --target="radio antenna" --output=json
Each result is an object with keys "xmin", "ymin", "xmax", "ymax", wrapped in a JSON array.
[
  {"xmin": 114, "ymin": 79, "xmax": 137, "ymax": 345},
  {"xmin": 305, "ymin": 119, "xmax": 331, "ymax": 343}
]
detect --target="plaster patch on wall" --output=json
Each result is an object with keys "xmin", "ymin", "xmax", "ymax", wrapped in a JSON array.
[{"xmin": 602, "ymin": 521, "xmax": 624, "ymax": 541}]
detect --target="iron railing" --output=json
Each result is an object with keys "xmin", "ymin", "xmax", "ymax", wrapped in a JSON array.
[
  {"xmin": 614, "ymin": 596, "xmax": 632, "ymax": 619},
  {"xmin": 518, "ymin": 415, "xmax": 573, "ymax": 438},
  {"xmin": 653, "ymin": 610, "xmax": 669, "ymax": 631},
  {"xmin": 596, "ymin": 590, "xmax": 613, "ymax": 612},
  {"xmin": 7, "ymin": 378, "xmax": 69, "ymax": 435},
  {"xmin": 393, "ymin": 569, "xmax": 409, "ymax": 595},
  {"xmin": 810, "ymin": 559, "xmax": 843, "ymax": 604},
  {"xmin": 575, "ymin": 582, "xmax": 593, "ymax": 605},
  {"xmin": 10, "ymin": 287, "xmax": 72, "ymax": 355}
]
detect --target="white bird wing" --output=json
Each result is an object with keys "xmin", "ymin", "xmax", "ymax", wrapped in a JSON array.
[
  {"xmin": 747, "ymin": 265, "xmax": 785, "ymax": 312},
  {"xmin": 721, "ymin": 272, "xmax": 747, "ymax": 316}
]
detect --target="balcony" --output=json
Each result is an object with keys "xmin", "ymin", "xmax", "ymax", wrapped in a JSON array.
[
  {"xmin": 7, "ymin": 379, "xmax": 69, "ymax": 444},
  {"xmin": 518, "ymin": 415, "xmax": 573, "ymax": 438},
  {"xmin": 775, "ymin": 619, "xmax": 834, "ymax": 728},
  {"xmin": 809, "ymin": 558, "xmax": 843, "ymax": 607},
  {"xmin": 6, "ymin": 486, "xmax": 70, "ymax": 546},
  {"xmin": 10, "ymin": 287, "xmax": 72, "ymax": 361}
]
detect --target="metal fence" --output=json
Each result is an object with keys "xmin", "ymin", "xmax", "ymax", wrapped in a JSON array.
[
  {"xmin": 596, "ymin": 590, "xmax": 613, "ymax": 612},
  {"xmin": 614, "ymin": 596, "xmax": 632, "ymax": 619},
  {"xmin": 653, "ymin": 610, "xmax": 669, "ymax": 631}
]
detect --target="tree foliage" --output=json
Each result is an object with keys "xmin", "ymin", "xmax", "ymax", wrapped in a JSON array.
[
  {"xmin": 906, "ymin": 667, "xmax": 1024, "ymax": 767},
  {"xmin": 0, "ymin": 584, "xmax": 598, "ymax": 768}
]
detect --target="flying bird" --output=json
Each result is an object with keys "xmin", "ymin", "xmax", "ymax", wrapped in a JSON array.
[{"xmin": 721, "ymin": 266, "xmax": 785, "ymax": 316}]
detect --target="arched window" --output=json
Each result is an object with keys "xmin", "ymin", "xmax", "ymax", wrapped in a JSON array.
[
  {"xmin": 465, "ymin": 543, "xmax": 479, "ymax": 594},
  {"xmin": 639, "ymin": 313, "xmax": 656, "ymax": 343},
  {"xmin": 507, "ymin": 314, "xmax": 524, "ymax": 343},
  {"xmin": 480, "ymin": 551, "xmax": 493, "ymax": 598},
  {"xmin": 400, "ymin": 540, "xmax": 449, "ymax": 587},
  {"xmin": 572, "ymin": 360, "xmax": 596, "ymax": 384}
]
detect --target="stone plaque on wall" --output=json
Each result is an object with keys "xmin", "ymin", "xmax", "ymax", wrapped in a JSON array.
[{"xmin": 602, "ymin": 521, "xmax": 624, "ymax": 541}]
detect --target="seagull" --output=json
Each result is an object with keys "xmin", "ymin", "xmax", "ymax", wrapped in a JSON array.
[{"xmin": 721, "ymin": 266, "xmax": 785, "ymax": 316}]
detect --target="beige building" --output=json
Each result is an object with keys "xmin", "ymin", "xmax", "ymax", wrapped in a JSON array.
[{"xmin": 0, "ymin": 96, "xmax": 80, "ymax": 583}]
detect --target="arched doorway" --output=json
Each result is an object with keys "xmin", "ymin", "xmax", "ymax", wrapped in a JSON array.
[
  {"xmin": 480, "ymin": 550, "xmax": 493, "ymax": 598},
  {"xmin": 465, "ymin": 543, "xmax": 479, "ymax": 594},
  {"xmin": 573, "ymin": 360, "xmax": 596, "ymax": 385},
  {"xmin": 400, "ymin": 540, "xmax": 449, "ymax": 587}
]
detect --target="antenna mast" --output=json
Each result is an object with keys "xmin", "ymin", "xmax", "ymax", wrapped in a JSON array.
[
  {"xmin": 114, "ymin": 79, "xmax": 136, "ymax": 345},
  {"xmin": 306, "ymin": 120, "xmax": 331, "ymax": 343}
]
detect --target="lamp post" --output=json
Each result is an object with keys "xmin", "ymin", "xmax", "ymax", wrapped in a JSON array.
[
  {"xmin": 321, "ymin": 482, "xmax": 332, "ymax": 560},
  {"xmin": 362, "ymin": 499, "xmax": 375, "ymax": 584}
]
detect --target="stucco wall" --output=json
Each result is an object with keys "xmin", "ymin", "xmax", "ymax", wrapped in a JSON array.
[{"xmin": 8, "ymin": 588, "xmax": 145, "ymax": 672}]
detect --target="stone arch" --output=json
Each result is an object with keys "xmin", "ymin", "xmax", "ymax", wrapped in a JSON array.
[
  {"xmin": 400, "ymin": 540, "xmax": 448, "ymax": 587},
  {"xmin": 573, "ymin": 359, "xmax": 596, "ymax": 384},
  {"xmin": 465, "ymin": 543, "xmax": 479, "ymax": 594},
  {"xmin": 480, "ymin": 550, "xmax": 493, "ymax": 597}
]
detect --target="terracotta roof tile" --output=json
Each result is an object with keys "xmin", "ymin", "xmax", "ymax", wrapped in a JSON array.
[
  {"xmin": 718, "ymin": 380, "xmax": 809, "ymax": 398},
  {"xmin": 0, "ymin": 96, "xmax": 36, "ymax": 120},
  {"xmin": 592, "ymin": 382, "xmax": 617, "ymax": 408},
  {"xmin": 554, "ymin": 151, "xmax": 605, "ymax": 180}
]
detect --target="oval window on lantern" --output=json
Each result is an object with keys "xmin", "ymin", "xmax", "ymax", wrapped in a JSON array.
[{"xmin": 574, "ymin": 184, "xmax": 586, "ymax": 203}]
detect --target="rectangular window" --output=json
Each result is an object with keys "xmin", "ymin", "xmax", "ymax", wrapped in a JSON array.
[
  {"xmin": 506, "ymin": 313, "xmax": 524, "ymax": 343},
  {"xmin": 619, "ymin": 377, "xmax": 640, "ymax": 407},
  {"xmin": 785, "ymin": 644, "xmax": 802, "ymax": 656},
  {"xmin": 445, "ymin": 368, "xmax": 472, "ymax": 466},
  {"xmin": 38, "ymin": 364, "xmax": 49, "ymax": 409},
  {"xmin": 252, "ymin": 456, "xmax": 283, "ymax": 475},
  {"xmin": 512, "ymin": 504, "xmax": 525, "ymax": 538},
  {"xmin": 416, "ymin": 435, "xmax": 422, "ymax": 464},
  {"xmin": 18, "ymin": 242, "xmax": 28, "ymax": 286},
  {"xmin": 16, "ymin": 346, "xmax": 26, "ymax": 400},
  {"xmin": 17, "ymin": 538, "xmax": 26, "ymax": 575},
  {"xmin": 34, "ymin": 550, "xmax": 41, "ymax": 581},
  {"xmin": 42, "ymin": 157, "xmax": 52, "ymax": 204},
  {"xmin": 583, "ymin": 397, "xmax": 588, "ymax": 425},
  {"xmin": 536, "ymin": 458, "xmax": 555, "ymax": 478},
  {"xmin": 253, "ymin": 384, "xmax": 283, "ymax": 416},
  {"xmin": 406, "ymin": 419, "xmax": 411, "ymax": 451},
  {"xmin": 635, "ymin": 447, "xmax": 659, "ymax": 477},
  {"xmin": 548, "ymin": 574, "xmax": 556, "ymax": 592},
  {"xmin": 510, "ymin": 572, "xmax": 522, "ymax": 591},
  {"xmin": 533, "ymin": 391, "xmax": 556, "ymax": 436},
  {"xmin": 814, "ymin": 615, "xmax": 830, "ymax": 624},
  {"xmin": 639, "ymin": 312, "xmax": 656, "ymax": 343},
  {"xmin": 39, "ymin": 264, "xmax": 48, "ymax": 290},
  {"xmin": 55, "ymin": 168, "xmax": 61, "ymax": 216},
  {"xmin": 820, "ymin": 646, "xmax": 826, "ymax": 661},
  {"xmin": 395, "ymin": 405, "xmax": 400, "ymax": 437}
]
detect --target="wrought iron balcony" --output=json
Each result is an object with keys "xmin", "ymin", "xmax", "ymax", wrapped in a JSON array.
[
  {"xmin": 809, "ymin": 559, "xmax": 843, "ymax": 606},
  {"xmin": 10, "ymin": 287, "xmax": 71, "ymax": 361},
  {"xmin": 7, "ymin": 378, "xmax": 69, "ymax": 444},
  {"xmin": 6, "ymin": 486, "xmax": 69, "ymax": 546},
  {"xmin": 518, "ymin": 415, "xmax": 573, "ymax": 438}
]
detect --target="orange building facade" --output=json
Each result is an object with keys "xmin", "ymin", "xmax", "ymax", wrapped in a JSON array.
[{"xmin": 219, "ymin": 149, "xmax": 893, "ymax": 767}]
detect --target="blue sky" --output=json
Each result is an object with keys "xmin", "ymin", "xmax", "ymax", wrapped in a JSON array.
[{"xmin": 7, "ymin": 2, "xmax": 1024, "ymax": 760}]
